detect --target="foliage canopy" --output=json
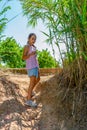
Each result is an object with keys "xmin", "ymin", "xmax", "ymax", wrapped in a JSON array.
[
  {"xmin": 37, "ymin": 49, "xmax": 59, "ymax": 68},
  {"xmin": 0, "ymin": 37, "xmax": 25, "ymax": 68}
]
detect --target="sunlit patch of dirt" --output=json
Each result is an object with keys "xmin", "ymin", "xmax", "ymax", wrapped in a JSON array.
[{"xmin": 0, "ymin": 70, "xmax": 52, "ymax": 130}]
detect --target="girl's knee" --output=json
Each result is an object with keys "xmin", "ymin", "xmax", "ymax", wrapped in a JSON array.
[
  {"xmin": 30, "ymin": 82, "xmax": 36, "ymax": 87},
  {"xmin": 36, "ymin": 77, "xmax": 40, "ymax": 84}
]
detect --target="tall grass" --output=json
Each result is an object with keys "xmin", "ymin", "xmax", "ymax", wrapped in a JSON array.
[{"xmin": 20, "ymin": 0, "xmax": 87, "ymax": 67}]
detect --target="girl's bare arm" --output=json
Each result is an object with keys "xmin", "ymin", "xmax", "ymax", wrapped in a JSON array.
[{"xmin": 22, "ymin": 45, "xmax": 36, "ymax": 60}]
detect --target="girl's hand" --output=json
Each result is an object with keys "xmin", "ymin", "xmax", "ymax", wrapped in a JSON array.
[
  {"xmin": 30, "ymin": 51, "xmax": 36, "ymax": 56},
  {"xmin": 22, "ymin": 45, "xmax": 36, "ymax": 60}
]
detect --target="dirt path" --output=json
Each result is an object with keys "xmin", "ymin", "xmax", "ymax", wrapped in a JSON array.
[{"xmin": 0, "ymin": 74, "xmax": 53, "ymax": 130}]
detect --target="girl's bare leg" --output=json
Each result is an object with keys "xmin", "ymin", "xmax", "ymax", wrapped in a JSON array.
[
  {"xmin": 35, "ymin": 72, "xmax": 40, "ymax": 85},
  {"xmin": 27, "ymin": 71, "xmax": 40, "ymax": 100},
  {"xmin": 27, "ymin": 76, "xmax": 36, "ymax": 100}
]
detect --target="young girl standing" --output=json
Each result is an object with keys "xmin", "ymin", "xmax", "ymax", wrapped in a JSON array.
[{"xmin": 22, "ymin": 33, "xmax": 40, "ymax": 107}]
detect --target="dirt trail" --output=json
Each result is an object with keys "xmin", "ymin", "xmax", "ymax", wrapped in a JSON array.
[
  {"xmin": 0, "ymin": 72, "xmax": 53, "ymax": 130},
  {"xmin": 0, "ymin": 70, "xmax": 87, "ymax": 130}
]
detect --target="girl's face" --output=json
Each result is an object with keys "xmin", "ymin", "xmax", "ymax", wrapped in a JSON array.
[{"xmin": 29, "ymin": 35, "xmax": 36, "ymax": 45}]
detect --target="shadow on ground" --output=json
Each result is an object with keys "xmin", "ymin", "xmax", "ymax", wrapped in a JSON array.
[{"xmin": 0, "ymin": 75, "xmax": 42, "ymax": 130}]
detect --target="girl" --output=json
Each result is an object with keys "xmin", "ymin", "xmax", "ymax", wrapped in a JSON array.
[{"xmin": 22, "ymin": 33, "xmax": 40, "ymax": 107}]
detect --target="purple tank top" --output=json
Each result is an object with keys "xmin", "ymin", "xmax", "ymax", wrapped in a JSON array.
[{"xmin": 26, "ymin": 45, "xmax": 39, "ymax": 69}]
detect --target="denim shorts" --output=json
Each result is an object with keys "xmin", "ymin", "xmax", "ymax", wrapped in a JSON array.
[{"xmin": 27, "ymin": 67, "xmax": 39, "ymax": 78}]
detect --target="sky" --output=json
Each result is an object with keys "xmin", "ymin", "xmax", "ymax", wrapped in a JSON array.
[{"xmin": 1, "ymin": 0, "xmax": 65, "ymax": 62}]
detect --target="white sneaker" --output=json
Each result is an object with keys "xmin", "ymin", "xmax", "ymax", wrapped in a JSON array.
[{"xmin": 25, "ymin": 100, "xmax": 37, "ymax": 107}]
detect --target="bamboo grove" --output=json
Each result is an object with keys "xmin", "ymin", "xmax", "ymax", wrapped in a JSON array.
[{"xmin": 20, "ymin": 0, "xmax": 87, "ymax": 64}]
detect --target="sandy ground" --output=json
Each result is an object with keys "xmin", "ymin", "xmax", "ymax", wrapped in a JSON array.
[
  {"xmin": 0, "ymin": 73, "xmax": 53, "ymax": 130},
  {"xmin": 0, "ymin": 71, "xmax": 87, "ymax": 130}
]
